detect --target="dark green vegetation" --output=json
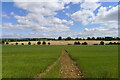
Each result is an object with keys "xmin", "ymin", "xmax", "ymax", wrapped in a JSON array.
[
  {"xmin": 2, "ymin": 45, "xmax": 61, "ymax": 78},
  {"xmin": 2, "ymin": 45, "xmax": 118, "ymax": 78},
  {"xmin": 1, "ymin": 37, "xmax": 120, "ymax": 43}
]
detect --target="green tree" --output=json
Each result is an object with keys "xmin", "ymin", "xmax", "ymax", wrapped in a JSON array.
[
  {"xmin": 58, "ymin": 36, "xmax": 62, "ymax": 40},
  {"xmin": 100, "ymin": 41, "xmax": 104, "ymax": 45},
  {"xmin": 42, "ymin": 41, "xmax": 46, "ymax": 45},
  {"xmin": 16, "ymin": 42, "xmax": 18, "ymax": 45},
  {"xmin": 28, "ymin": 42, "xmax": 31, "ymax": 45},
  {"xmin": 37, "ymin": 41, "xmax": 41, "ymax": 45},
  {"xmin": 65, "ymin": 37, "xmax": 72, "ymax": 40},
  {"xmin": 48, "ymin": 42, "xmax": 51, "ymax": 45},
  {"xmin": 21, "ymin": 43, "xmax": 24, "ymax": 45},
  {"xmin": 6, "ymin": 42, "xmax": 9, "ymax": 45}
]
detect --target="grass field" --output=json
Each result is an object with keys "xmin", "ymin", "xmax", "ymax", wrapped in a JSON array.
[
  {"xmin": 64, "ymin": 45, "xmax": 118, "ymax": 78},
  {"xmin": 2, "ymin": 45, "xmax": 118, "ymax": 78},
  {"xmin": 2, "ymin": 45, "xmax": 61, "ymax": 78}
]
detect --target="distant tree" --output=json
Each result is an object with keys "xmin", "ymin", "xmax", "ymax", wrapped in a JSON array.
[
  {"xmin": 100, "ymin": 41, "xmax": 104, "ymax": 45},
  {"xmin": 87, "ymin": 37, "xmax": 91, "ymax": 40},
  {"xmin": 42, "ymin": 41, "xmax": 46, "ymax": 45},
  {"xmin": 58, "ymin": 36, "xmax": 62, "ymax": 40},
  {"xmin": 6, "ymin": 42, "xmax": 9, "ymax": 45},
  {"xmin": 77, "ymin": 41, "xmax": 80, "ymax": 45},
  {"xmin": 2, "ymin": 41, "xmax": 5, "ymax": 44},
  {"xmin": 74, "ymin": 41, "xmax": 80, "ymax": 45},
  {"xmin": 16, "ymin": 42, "xmax": 18, "ymax": 45},
  {"xmin": 82, "ymin": 38, "xmax": 85, "ymax": 40},
  {"xmin": 65, "ymin": 37, "xmax": 72, "ymax": 40},
  {"xmin": 74, "ymin": 42, "xmax": 77, "ymax": 45},
  {"xmin": 105, "ymin": 37, "xmax": 113, "ymax": 41},
  {"xmin": 48, "ymin": 42, "xmax": 51, "ymax": 45},
  {"xmin": 91, "ymin": 37, "xmax": 95, "ymax": 40},
  {"xmin": 75, "ymin": 37, "xmax": 79, "ymax": 40},
  {"xmin": 37, "ymin": 41, "xmax": 41, "ymax": 45},
  {"xmin": 109, "ymin": 42, "xmax": 113, "ymax": 45},
  {"xmin": 82, "ymin": 42, "xmax": 88, "ymax": 45},
  {"xmin": 28, "ymin": 42, "xmax": 31, "ymax": 45},
  {"xmin": 21, "ymin": 43, "xmax": 24, "ymax": 45}
]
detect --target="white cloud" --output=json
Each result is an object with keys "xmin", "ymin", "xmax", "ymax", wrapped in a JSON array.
[
  {"xmin": 3, "ymin": 2, "xmax": 74, "ymax": 33},
  {"xmin": 65, "ymin": 6, "xmax": 70, "ymax": 9},
  {"xmin": 93, "ymin": 5, "xmax": 119, "ymax": 24},
  {"xmin": 71, "ymin": 2, "xmax": 119, "ymax": 26},
  {"xmin": 71, "ymin": 10, "xmax": 94, "ymax": 25},
  {"xmin": 71, "ymin": 1, "xmax": 101, "ymax": 25},
  {"xmin": 2, "ymin": 1, "xmax": 119, "ymax": 38},
  {"xmin": 80, "ymin": 2, "xmax": 101, "ymax": 11}
]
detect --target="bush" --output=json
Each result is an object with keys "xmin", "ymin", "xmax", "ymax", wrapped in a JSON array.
[
  {"xmin": 28, "ymin": 42, "xmax": 31, "ymax": 45},
  {"xmin": 37, "ymin": 41, "xmax": 41, "ymax": 45},
  {"xmin": 48, "ymin": 42, "xmax": 51, "ymax": 45},
  {"xmin": 100, "ymin": 41, "xmax": 104, "ymax": 45},
  {"xmin": 108, "ymin": 42, "xmax": 120, "ymax": 45},
  {"xmin": 16, "ymin": 42, "xmax": 18, "ymax": 45},
  {"xmin": 21, "ymin": 43, "xmax": 24, "ymax": 45},
  {"xmin": 42, "ymin": 41, "xmax": 46, "ymax": 45},
  {"xmin": 74, "ymin": 41, "xmax": 80, "ymax": 45},
  {"xmin": 6, "ymin": 42, "xmax": 9, "ymax": 45},
  {"xmin": 82, "ymin": 42, "xmax": 88, "ymax": 45},
  {"xmin": 2, "ymin": 41, "xmax": 5, "ymax": 44}
]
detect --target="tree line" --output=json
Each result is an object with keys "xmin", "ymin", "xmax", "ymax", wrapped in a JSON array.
[
  {"xmin": 1, "ymin": 37, "xmax": 120, "ymax": 42},
  {"xmin": 58, "ymin": 37, "xmax": 120, "ymax": 41}
]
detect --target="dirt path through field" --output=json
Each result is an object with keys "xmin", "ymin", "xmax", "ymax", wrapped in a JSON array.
[
  {"xmin": 34, "ymin": 49, "xmax": 83, "ymax": 79},
  {"xmin": 60, "ymin": 49, "xmax": 83, "ymax": 78}
]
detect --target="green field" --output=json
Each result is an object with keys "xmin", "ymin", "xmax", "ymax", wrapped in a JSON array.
[
  {"xmin": 64, "ymin": 45, "xmax": 118, "ymax": 78},
  {"xmin": 2, "ymin": 45, "xmax": 118, "ymax": 78},
  {"xmin": 2, "ymin": 45, "xmax": 61, "ymax": 78}
]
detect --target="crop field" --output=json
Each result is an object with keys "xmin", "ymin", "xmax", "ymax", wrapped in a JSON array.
[
  {"xmin": 2, "ymin": 45, "xmax": 61, "ymax": 78},
  {"xmin": 64, "ymin": 45, "xmax": 118, "ymax": 78},
  {"xmin": 2, "ymin": 45, "xmax": 118, "ymax": 78}
]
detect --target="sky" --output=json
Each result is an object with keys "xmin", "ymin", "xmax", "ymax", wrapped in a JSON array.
[{"xmin": 1, "ymin": 0, "xmax": 119, "ymax": 38}]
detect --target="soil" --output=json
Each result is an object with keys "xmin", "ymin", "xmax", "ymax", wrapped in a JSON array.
[{"xmin": 59, "ymin": 49, "xmax": 83, "ymax": 78}]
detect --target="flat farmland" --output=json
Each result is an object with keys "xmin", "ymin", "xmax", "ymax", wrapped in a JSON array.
[
  {"xmin": 2, "ymin": 45, "xmax": 61, "ymax": 78},
  {"xmin": 64, "ymin": 45, "xmax": 118, "ymax": 78},
  {"xmin": 2, "ymin": 45, "xmax": 118, "ymax": 78}
]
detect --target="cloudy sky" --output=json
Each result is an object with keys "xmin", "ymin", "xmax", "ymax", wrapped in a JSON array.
[{"xmin": 2, "ymin": 0, "xmax": 119, "ymax": 38}]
